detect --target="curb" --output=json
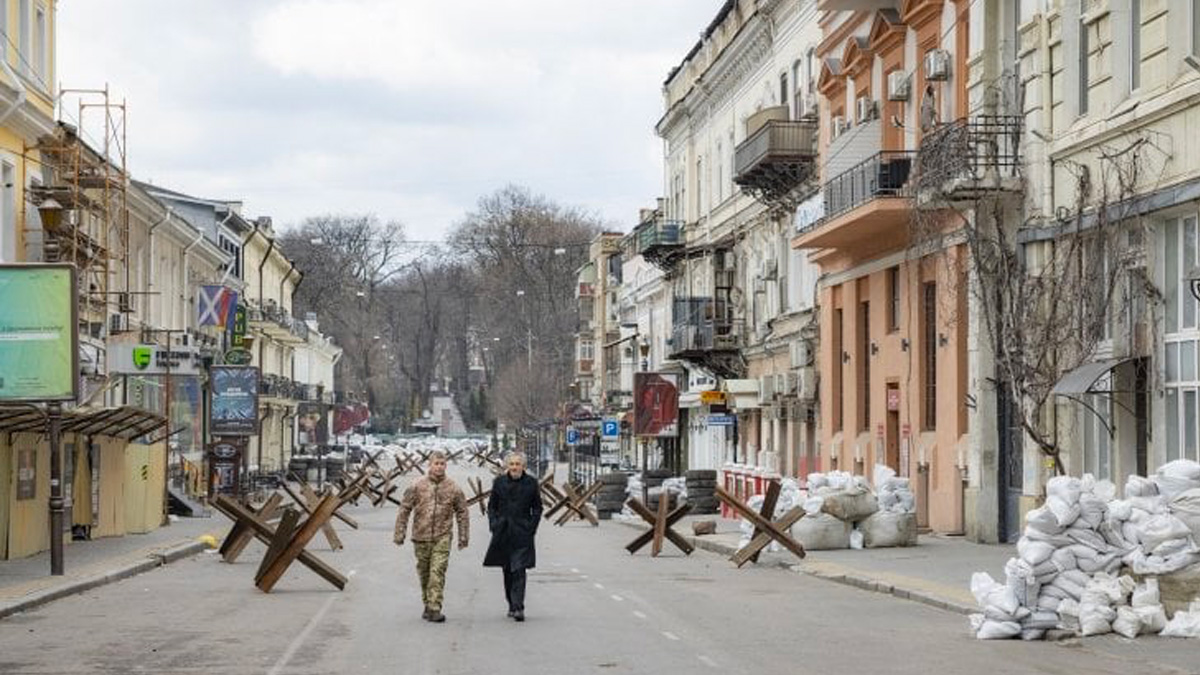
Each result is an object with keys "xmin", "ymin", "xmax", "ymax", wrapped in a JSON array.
[
  {"xmin": 0, "ymin": 540, "xmax": 212, "ymax": 620},
  {"xmin": 612, "ymin": 518, "xmax": 973, "ymax": 616}
]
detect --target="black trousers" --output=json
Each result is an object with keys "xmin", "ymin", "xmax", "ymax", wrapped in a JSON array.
[{"xmin": 503, "ymin": 568, "xmax": 527, "ymax": 611}]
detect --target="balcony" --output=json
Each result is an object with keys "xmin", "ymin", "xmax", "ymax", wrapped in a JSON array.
[
  {"xmin": 634, "ymin": 215, "xmax": 684, "ymax": 272},
  {"xmin": 669, "ymin": 297, "xmax": 745, "ymax": 379},
  {"xmin": 734, "ymin": 117, "xmax": 818, "ymax": 209},
  {"xmin": 794, "ymin": 151, "xmax": 914, "ymax": 253},
  {"xmin": 914, "ymin": 116, "xmax": 1024, "ymax": 202}
]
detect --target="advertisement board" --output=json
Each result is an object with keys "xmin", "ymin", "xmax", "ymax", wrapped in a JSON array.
[
  {"xmin": 297, "ymin": 401, "xmax": 328, "ymax": 446},
  {"xmin": 633, "ymin": 372, "xmax": 680, "ymax": 438},
  {"xmin": 208, "ymin": 438, "xmax": 244, "ymax": 496},
  {"xmin": 0, "ymin": 264, "xmax": 78, "ymax": 402},
  {"xmin": 210, "ymin": 366, "xmax": 260, "ymax": 436},
  {"xmin": 106, "ymin": 343, "xmax": 204, "ymax": 376}
]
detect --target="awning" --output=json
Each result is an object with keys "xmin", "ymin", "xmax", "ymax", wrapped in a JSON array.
[
  {"xmin": 0, "ymin": 405, "xmax": 168, "ymax": 440},
  {"xmin": 1051, "ymin": 358, "xmax": 1134, "ymax": 396}
]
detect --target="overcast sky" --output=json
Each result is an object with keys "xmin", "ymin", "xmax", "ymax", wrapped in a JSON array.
[{"xmin": 57, "ymin": 1, "xmax": 724, "ymax": 239}]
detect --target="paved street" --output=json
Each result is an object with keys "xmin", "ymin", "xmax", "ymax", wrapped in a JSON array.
[{"xmin": 0, "ymin": 466, "xmax": 1196, "ymax": 675}]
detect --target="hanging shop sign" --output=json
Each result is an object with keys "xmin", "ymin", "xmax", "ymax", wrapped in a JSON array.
[
  {"xmin": 0, "ymin": 264, "xmax": 78, "ymax": 402},
  {"xmin": 699, "ymin": 390, "xmax": 726, "ymax": 406},
  {"xmin": 208, "ymin": 438, "xmax": 244, "ymax": 496},
  {"xmin": 107, "ymin": 344, "xmax": 203, "ymax": 376},
  {"xmin": 223, "ymin": 348, "xmax": 253, "ymax": 366},
  {"xmin": 210, "ymin": 366, "xmax": 260, "ymax": 436}
]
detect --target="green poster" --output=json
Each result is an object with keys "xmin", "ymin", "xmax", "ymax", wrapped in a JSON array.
[{"xmin": 0, "ymin": 265, "xmax": 78, "ymax": 401}]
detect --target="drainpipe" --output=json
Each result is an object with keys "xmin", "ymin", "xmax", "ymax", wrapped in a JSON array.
[
  {"xmin": 1039, "ymin": 11, "xmax": 1054, "ymax": 219},
  {"xmin": 258, "ymin": 236, "xmax": 276, "ymax": 309},
  {"xmin": 147, "ymin": 207, "xmax": 173, "ymax": 319}
]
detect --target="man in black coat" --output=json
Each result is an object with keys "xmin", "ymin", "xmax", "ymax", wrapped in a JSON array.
[{"xmin": 483, "ymin": 451, "xmax": 543, "ymax": 622}]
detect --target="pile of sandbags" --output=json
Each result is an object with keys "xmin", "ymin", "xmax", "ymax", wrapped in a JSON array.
[
  {"xmin": 969, "ymin": 461, "xmax": 1200, "ymax": 641},
  {"xmin": 856, "ymin": 465, "xmax": 919, "ymax": 549},
  {"xmin": 738, "ymin": 479, "xmax": 804, "ymax": 552}
]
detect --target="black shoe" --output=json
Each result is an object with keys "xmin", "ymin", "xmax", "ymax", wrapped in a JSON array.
[
  {"xmin": 428, "ymin": 610, "xmax": 446, "ymax": 623},
  {"xmin": 507, "ymin": 609, "xmax": 515, "ymax": 618},
  {"xmin": 422, "ymin": 608, "xmax": 433, "ymax": 621},
  {"xmin": 512, "ymin": 610, "xmax": 524, "ymax": 622}
]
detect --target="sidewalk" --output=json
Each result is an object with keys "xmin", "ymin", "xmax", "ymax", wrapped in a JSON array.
[
  {"xmin": 615, "ymin": 513, "xmax": 1012, "ymax": 615},
  {"xmin": 0, "ymin": 516, "xmax": 226, "ymax": 619}
]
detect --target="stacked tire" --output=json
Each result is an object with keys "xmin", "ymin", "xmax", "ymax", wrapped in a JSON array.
[
  {"xmin": 685, "ymin": 469, "xmax": 720, "ymax": 514},
  {"xmin": 645, "ymin": 469, "xmax": 677, "ymax": 511},
  {"xmin": 594, "ymin": 472, "xmax": 630, "ymax": 520}
]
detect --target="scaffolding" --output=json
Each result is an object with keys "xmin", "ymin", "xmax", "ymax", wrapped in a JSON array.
[{"xmin": 25, "ymin": 85, "xmax": 130, "ymax": 321}]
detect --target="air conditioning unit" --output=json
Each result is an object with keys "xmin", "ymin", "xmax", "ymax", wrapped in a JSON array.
[
  {"xmin": 924, "ymin": 49, "xmax": 951, "ymax": 82},
  {"xmin": 887, "ymin": 71, "xmax": 911, "ymax": 101},
  {"xmin": 797, "ymin": 366, "xmax": 818, "ymax": 401},
  {"xmin": 856, "ymin": 96, "xmax": 877, "ymax": 123},
  {"xmin": 831, "ymin": 115, "xmax": 848, "ymax": 139},
  {"xmin": 791, "ymin": 340, "xmax": 812, "ymax": 368},
  {"xmin": 759, "ymin": 375, "xmax": 776, "ymax": 401}
]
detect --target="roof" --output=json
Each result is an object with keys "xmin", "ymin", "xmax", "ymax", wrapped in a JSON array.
[{"xmin": 0, "ymin": 405, "xmax": 168, "ymax": 440}]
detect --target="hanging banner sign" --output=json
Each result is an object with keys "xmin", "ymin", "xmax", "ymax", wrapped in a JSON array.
[
  {"xmin": 210, "ymin": 366, "xmax": 260, "ymax": 436},
  {"xmin": 0, "ymin": 264, "xmax": 78, "ymax": 402}
]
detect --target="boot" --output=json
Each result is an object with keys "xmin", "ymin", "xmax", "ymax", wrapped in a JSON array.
[{"xmin": 428, "ymin": 610, "xmax": 446, "ymax": 623}]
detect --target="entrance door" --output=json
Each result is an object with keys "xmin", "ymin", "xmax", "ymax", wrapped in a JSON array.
[{"xmin": 886, "ymin": 384, "xmax": 900, "ymax": 471}]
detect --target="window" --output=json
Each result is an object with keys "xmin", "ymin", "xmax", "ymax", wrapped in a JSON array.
[
  {"xmin": 33, "ymin": 3, "xmax": 43, "ymax": 80},
  {"xmin": 17, "ymin": 0, "xmax": 27, "ymax": 73},
  {"xmin": 716, "ymin": 140, "xmax": 725, "ymax": 203},
  {"xmin": 1079, "ymin": 4, "xmax": 1089, "ymax": 114},
  {"xmin": 779, "ymin": 72, "xmax": 789, "ymax": 110},
  {"xmin": 861, "ymin": 300, "xmax": 871, "ymax": 430},
  {"xmin": 696, "ymin": 157, "xmax": 704, "ymax": 215},
  {"xmin": 579, "ymin": 339, "xmax": 594, "ymax": 362},
  {"xmin": 1164, "ymin": 215, "xmax": 1200, "ymax": 461},
  {"xmin": 0, "ymin": 162, "xmax": 12, "ymax": 262},
  {"xmin": 887, "ymin": 266, "xmax": 900, "ymax": 332},
  {"xmin": 219, "ymin": 233, "xmax": 242, "ymax": 278},
  {"xmin": 923, "ymin": 282, "xmax": 938, "ymax": 430},
  {"xmin": 1194, "ymin": 0, "xmax": 1200, "ymax": 58},
  {"xmin": 1130, "ymin": 0, "xmax": 1140, "ymax": 90}
]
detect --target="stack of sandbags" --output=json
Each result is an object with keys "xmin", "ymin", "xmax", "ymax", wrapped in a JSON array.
[
  {"xmin": 737, "ymin": 479, "xmax": 805, "ymax": 552},
  {"xmin": 856, "ymin": 465, "xmax": 918, "ymax": 549},
  {"xmin": 1106, "ymin": 474, "xmax": 1200, "ymax": 576}
]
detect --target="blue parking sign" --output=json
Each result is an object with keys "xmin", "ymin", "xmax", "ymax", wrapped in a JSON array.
[
  {"xmin": 601, "ymin": 419, "xmax": 619, "ymax": 439},
  {"xmin": 567, "ymin": 428, "xmax": 580, "ymax": 445}
]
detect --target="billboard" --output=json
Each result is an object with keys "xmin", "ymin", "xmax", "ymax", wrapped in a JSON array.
[
  {"xmin": 0, "ymin": 264, "xmax": 78, "ymax": 402},
  {"xmin": 107, "ymin": 343, "xmax": 203, "ymax": 376},
  {"xmin": 297, "ymin": 401, "xmax": 328, "ymax": 446},
  {"xmin": 210, "ymin": 366, "xmax": 260, "ymax": 436},
  {"xmin": 633, "ymin": 372, "xmax": 679, "ymax": 438}
]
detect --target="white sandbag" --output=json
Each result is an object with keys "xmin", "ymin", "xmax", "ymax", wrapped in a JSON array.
[
  {"xmin": 1090, "ymin": 479, "xmax": 1118, "ymax": 503},
  {"xmin": 1170, "ymin": 488, "xmax": 1200, "ymax": 541},
  {"xmin": 794, "ymin": 513, "xmax": 851, "ymax": 550},
  {"xmin": 1047, "ymin": 496, "xmax": 1081, "ymax": 528},
  {"xmin": 1154, "ymin": 460, "xmax": 1200, "ymax": 500},
  {"xmin": 1131, "ymin": 578, "xmax": 1160, "ymax": 608},
  {"xmin": 1019, "ymin": 628, "xmax": 1045, "ymax": 641},
  {"xmin": 1112, "ymin": 606, "xmax": 1142, "ymax": 638},
  {"xmin": 1125, "ymin": 475, "xmax": 1158, "ymax": 498},
  {"xmin": 1051, "ymin": 547, "xmax": 1078, "ymax": 572},
  {"xmin": 1107, "ymin": 499, "xmax": 1134, "ymax": 522},
  {"xmin": 971, "ymin": 572, "xmax": 1020, "ymax": 616},
  {"xmin": 1025, "ymin": 506, "xmax": 1064, "ymax": 535},
  {"xmin": 849, "ymin": 529, "xmax": 864, "ymax": 550},
  {"xmin": 1036, "ymin": 594, "xmax": 1062, "ymax": 613},
  {"xmin": 1065, "ymin": 527, "xmax": 1108, "ymax": 552},
  {"xmin": 1079, "ymin": 603, "xmax": 1116, "ymax": 636},
  {"xmin": 1057, "ymin": 598, "xmax": 1081, "ymax": 633},
  {"xmin": 975, "ymin": 619, "xmax": 1021, "ymax": 640},
  {"xmin": 1135, "ymin": 605, "xmax": 1168, "ymax": 634},
  {"xmin": 896, "ymin": 492, "xmax": 916, "ymax": 513},
  {"xmin": 820, "ymin": 487, "xmax": 879, "ymax": 522},
  {"xmin": 802, "ymin": 496, "xmax": 826, "ymax": 515},
  {"xmin": 1047, "ymin": 476, "xmax": 1082, "ymax": 505},
  {"xmin": 1152, "ymin": 538, "xmax": 1194, "ymax": 558},
  {"xmin": 1123, "ymin": 549, "xmax": 1200, "ymax": 576},
  {"xmin": 1023, "ymin": 611, "xmax": 1060, "ymax": 630},
  {"xmin": 872, "ymin": 464, "xmax": 896, "ymax": 489},
  {"xmin": 1077, "ymin": 493, "xmax": 1107, "ymax": 529},
  {"xmin": 1136, "ymin": 513, "xmax": 1193, "ymax": 553},
  {"xmin": 859, "ymin": 511, "xmax": 918, "ymax": 548},
  {"xmin": 1160, "ymin": 601, "xmax": 1200, "ymax": 638},
  {"xmin": 1004, "ymin": 558, "xmax": 1040, "ymax": 608}
]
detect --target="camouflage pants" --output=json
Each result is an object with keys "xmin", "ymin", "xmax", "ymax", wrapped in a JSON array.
[{"xmin": 413, "ymin": 535, "xmax": 451, "ymax": 611}]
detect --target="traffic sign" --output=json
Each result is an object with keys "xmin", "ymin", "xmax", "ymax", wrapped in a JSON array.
[
  {"xmin": 601, "ymin": 419, "xmax": 619, "ymax": 439},
  {"xmin": 566, "ymin": 428, "xmax": 580, "ymax": 446},
  {"xmin": 707, "ymin": 415, "xmax": 735, "ymax": 427}
]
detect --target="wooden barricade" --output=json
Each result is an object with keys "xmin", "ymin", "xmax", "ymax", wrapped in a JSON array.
[
  {"xmin": 624, "ymin": 496, "xmax": 693, "ymax": 557},
  {"xmin": 715, "ymin": 482, "xmax": 806, "ymax": 566}
]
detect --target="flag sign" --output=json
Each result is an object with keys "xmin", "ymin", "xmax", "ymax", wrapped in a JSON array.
[{"xmin": 198, "ymin": 286, "xmax": 238, "ymax": 328}]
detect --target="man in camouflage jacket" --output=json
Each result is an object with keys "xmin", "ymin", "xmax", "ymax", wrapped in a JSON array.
[{"xmin": 394, "ymin": 451, "xmax": 469, "ymax": 622}]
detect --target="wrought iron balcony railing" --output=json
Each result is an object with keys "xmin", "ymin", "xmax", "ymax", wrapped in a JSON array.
[
  {"xmin": 915, "ymin": 115, "xmax": 1024, "ymax": 193},
  {"xmin": 811, "ymin": 151, "xmax": 915, "ymax": 232}
]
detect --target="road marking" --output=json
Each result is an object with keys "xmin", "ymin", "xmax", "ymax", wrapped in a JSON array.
[
  {"xmin": 348, "ymin": 570, "xmax": 358, "ymax": 577},
  {"xmin": 662, "ymin": 631, "xmax": 680, "ymax": 641},
  {"xmin": 570, "ymin": 568, "xmax": 579, "ymax": 573},
  {"xmin": 698, "ymin": 655, "xmax": 718, "ymax": 668},
  {"xmin": 632, "ymin": 610, "xmax": 647, "ymax": 620},
  {"xmin": 580, "ymin": 574, "xmax": 589, "ymax": 580},
  {"xmin": 610, "ymin": 594, "xmax": 624, "ymax": 602},
  {"xmin": 593, "ymin": 583, "xmax": 605, "ymax": 590},
  {"xmin": 267, "ymin": 595, "xmax": 338, "ymax": 675}
]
